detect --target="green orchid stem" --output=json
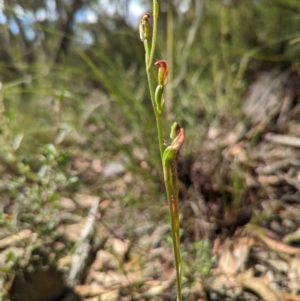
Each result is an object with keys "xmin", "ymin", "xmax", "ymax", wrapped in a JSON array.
[
  {"xmin": 143, "ymin": 1, "xmax": 163, "ymax": 161},
  {"xmin": 163, "ymin": 150, "xmax": 182, "ymax": 301},
  {"xmin": 149, "ymin": 0, "xmax": 159, "ymax": 70},
  {"xmin": 144, "ymin": 42, "xmax": 164, "ymax": 160},
  {"xmin": 143, "ymin": 2, "xmax": 182, "ymax": 300}
]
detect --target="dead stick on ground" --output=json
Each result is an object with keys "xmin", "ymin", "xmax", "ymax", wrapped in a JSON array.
[
  {"xmin": 265, "ymin": 133, "xmax": 300, "ymax": 148},
  {"xmin": 67, "ymin": 198, "xmax": 100, "ymax": 287},
  {"xmin": 0, "ymin": 229, "xmax": 32, "ymax": 250},
  {"xmin": 240, "ymin": 276, "xmax": 285, "ymax": 301}
]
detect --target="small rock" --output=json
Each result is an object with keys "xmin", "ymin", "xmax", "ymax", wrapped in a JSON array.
[
  {"xmin": 59, "ymin": 197, "xmax": 76, "ymax": 211},
  {"xmin": 110, "ymin": 238, "xmax": 129, "ymax": 260},
  {"xmin": 102, "ymin": 161, "xmax": 125, "ymax": 177},
  {"xmin": 59, "ymin": 220, "xmax": 85, "ymax": 242},
  {"xmin": 91, "ymin": 159, "xmax": 102, "ymax": 173},
  {"xmin": 76, "ymin": 194, "xmax": 100, "ymax": 209},
  {"xmin": 90, "ymin": 250, "xmax": 119, "ymax": 271}
]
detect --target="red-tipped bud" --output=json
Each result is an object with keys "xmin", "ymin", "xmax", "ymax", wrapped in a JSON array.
[
  {"xmin": 170, "ymin": 128, "xmax": 185, "ymax": 151},
  {"xmin": 139, "ymin": 13, "xmax": 151, "ymax": 42},
  {"xmin": 155, "ymin": 60, "xmax": 168, "ymax": 86}
]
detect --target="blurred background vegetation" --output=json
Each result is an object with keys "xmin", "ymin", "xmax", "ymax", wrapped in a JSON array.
[{"xmin": 1, "ymin": 0, "xmax": 300, "ymax": 275}]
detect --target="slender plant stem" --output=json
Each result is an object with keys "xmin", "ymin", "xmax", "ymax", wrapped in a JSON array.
[
  {"xmin": 148, "ymin": 0, "xmax": 159, "ymax": 71},
  {"xmin": 144, "ymin": 42, "xmax": 164, "ymax": 161},
  {"xmin": 142, "ymin": 2, "xmax": 182, "ymax": 300},
  {"xmin": 166, "ymin": 0, "xmax": 174, "ymax": 118},
  {"xmin": 144, "ymin": 0, "xmax": 164, "ymax": 161},
  {"xmin": 163, "ymin": 160, "xmax": 182, "ymax": 301}
]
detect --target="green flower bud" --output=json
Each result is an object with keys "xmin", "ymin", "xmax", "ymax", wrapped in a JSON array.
[
  {"xmin": 170, "ymin": 122, "xmax": 180, "ymax": 140},
  {"xmin": 155, "ymin": 85, "xmax": 164, "ymax": 115},
  {"xmin": 139, "ymin": 13, "xmax": 151, "ymax": 42},
  {"xmin": 163, "ymin": 127, "xmax": 185, "ymax": 163}
]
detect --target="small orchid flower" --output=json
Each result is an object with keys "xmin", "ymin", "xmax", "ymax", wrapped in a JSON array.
[
  {"xmin": 155, "ymin": 60, "xmax": 168, "ymax": 86},
  {"xmin": 170, "ymin": 127, "xmax": 185, "ymax": 152}
]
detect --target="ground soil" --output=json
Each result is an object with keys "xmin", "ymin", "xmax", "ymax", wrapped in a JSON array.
[{"xmin": 3, "ymin": 67, "xmax": 300, "ymax": 301}]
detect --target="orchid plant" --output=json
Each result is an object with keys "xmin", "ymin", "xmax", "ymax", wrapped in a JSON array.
[{"xmin": 139, "ymin": 2, "xmax": 185, "ymax": 300}]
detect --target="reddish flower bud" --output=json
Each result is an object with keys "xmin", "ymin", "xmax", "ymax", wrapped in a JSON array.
[
  {"xmin": 155, "ymin": 60, "xmax": 168, "ymax": 86},
  {"xmin": 170, "ymin": 128, "xmax": 185, "ymax": 151}
]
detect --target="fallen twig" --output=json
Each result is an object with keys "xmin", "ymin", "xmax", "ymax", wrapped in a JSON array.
[
  {"xmin": 256, "ymin": 233, "xmax": 300, "ymax": 255},
  {"xmin": 239, "ymin": 276, "xmax": 285, "ymax": 301},
  {"xmin": 0, "ymin": 229, "xmax": 32, "ymax": 250},
  {"xmin": 67, "ymin": 197, "xmax": 100, "ymax": 287},
  {"xmin": 265, "ymin": 133, "xmax": 300, "ymax": 148},
  {"xmin": 281, "ymin": 292, "xmax": 300, "ymax": 301}
]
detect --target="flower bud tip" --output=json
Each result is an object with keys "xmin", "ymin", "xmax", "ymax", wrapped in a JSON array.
[{"xmin": 155, "ymin": 60, "xmax": 169, "ymax": 86}]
